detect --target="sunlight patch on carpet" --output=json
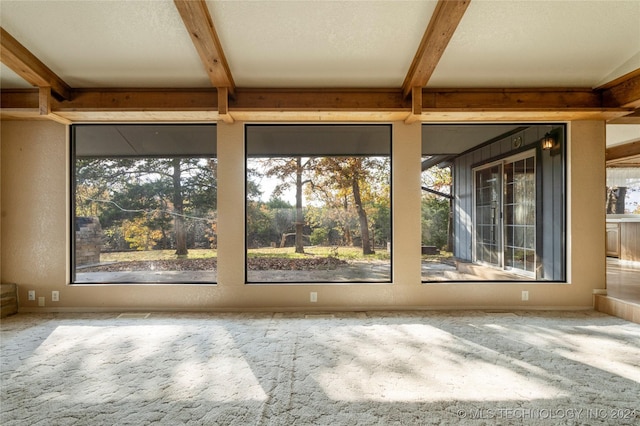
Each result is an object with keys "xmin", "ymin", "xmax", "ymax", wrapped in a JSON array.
[
  {"xmin": 312, "ymin": 324, "xmax": 565, "ymax": 402},
  {"xmin": 25, "ymin": 324, "xmax": 267, "ymax": 404}
]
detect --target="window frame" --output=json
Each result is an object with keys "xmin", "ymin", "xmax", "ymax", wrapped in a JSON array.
[
  {"xmin": 244, "ymin": 123, "xmax": 393, "ymax": 284},
  {"xmin": 70, "ymin": 123, "xmax": 218, "ymax": 285},
  {"xmin": 421, "ymin": 123, "xmax": 567, "ymax": 283}
]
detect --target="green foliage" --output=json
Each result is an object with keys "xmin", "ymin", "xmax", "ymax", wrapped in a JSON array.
[
  {"xmin": 369, "ymin": 201, "xmax": 391, "ymax": 248},
  {"xmin": 421, "ymin": 196, "xmax": 450, "ymax": 249},
  {"xmin": 246, "ymin": 155, "xmax": 391, "ymax": 253},
  {"xmin": 75, "ymin": 157, "xmax": 217, "ymax": 254},
  {"xmin": 310, "ymin": 228, "xmax": 329, "ymax": 245}
]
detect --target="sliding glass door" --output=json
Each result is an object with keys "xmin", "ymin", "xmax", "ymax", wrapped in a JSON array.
[{"xmin": 474, "ymin": 151, "xmax": 536, "ymax": 277}]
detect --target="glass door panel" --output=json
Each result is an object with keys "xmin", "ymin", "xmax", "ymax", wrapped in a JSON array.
[
  {"xmin": 474, "ymin": 164, "xmax": 502, "ymax": 267},
  {"xmin": 504, "ymin": 155, "xmax": 536, "ymax": 276}
]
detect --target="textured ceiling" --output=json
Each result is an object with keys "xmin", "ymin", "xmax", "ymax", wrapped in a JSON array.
[
  {"xmin": 206, "ymin": 0, "xmax": 436, "ymax": 88},
  {"xmin": 1, "ymin": 0, "xmax": 638, "ymax": 90},
  {"xmin": 0, "ymin": 0, "xmax": 208, "ymax": 88},
  {"xmin": 428, "ymin": 0, "xmax": 640, "ymax": 88}
]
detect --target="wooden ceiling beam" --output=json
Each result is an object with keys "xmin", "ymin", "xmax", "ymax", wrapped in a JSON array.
[
  {"xmin": 422, "ymin": 88, "xmax": 604, "ymax": 109},
  {"xmin": 401, "ymin": 0, "xmax": 471, "ymax": 97},
  {"xmin": 230, "ymin": 89, "xmax": 410, "ymax": 111},
  {"xmin": 217, "ymin": 87, "xmax": 233, "ymax": 123},
  {"xmin": 608, "ymin": 108, "xmax": 640, "ymax": 124},
  {"xmin": 174, "ymin": 0, "xmax": 235, "ymax": 95},
  {"xmin": 1, "ymin": 87, "xmax": 632, "ymax": 122},
  {"xmin": 0, "ymin": 87, "xmax": 624, "ymax": 111},
  {"xmin": 606, "ymin": 140, "xmax": 640, "ymax": 162},
  {"xmin": 59, "ymin": 88, "xmax": 219, "ymax": 111},
  {"xmin": 598, "ymin": 68, "xmax": 640, "ymax": 109},
  {"xmin": 0, "ymin": 27, "xmax": 71, "ymax": 100}
]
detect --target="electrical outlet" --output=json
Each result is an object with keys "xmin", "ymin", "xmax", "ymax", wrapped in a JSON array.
[
  {"xmin": 28, "ymin": 290, "xmax": 36, "ymax": 301},
  {"xmin": 522, "ymin": 290, "xmax": 529, "ymax": 301},
  {"xmin": 310, "ymin": 292, "xmax": 318, "ymax": 303},
  {"xmin": 38, "ymin": 297, "xmax": 45, "ymax": 307},
  {"xmin": 52, "ymin": 291, "xmax": 59, "ymax": 302}
]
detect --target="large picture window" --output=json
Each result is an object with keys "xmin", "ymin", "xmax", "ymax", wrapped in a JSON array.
[
  {"xmin": 72, "ymin": 124, "xmax": 217, "ymax": 284},
  {"xmin": 421, "ymin": 124, "xmax": 565, "ymax": 282},
  {"xmin": 246, "ymin": 124, "xmax": 391, "ymax": 283}
]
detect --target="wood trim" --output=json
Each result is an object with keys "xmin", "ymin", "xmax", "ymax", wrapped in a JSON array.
[
  {"xmin": 608, "ymin": 109, "xmax": 640, "ymax": 124},
  {"xmin": 58, "ymin": 88, "xmax": 219, "ymax": 111},
  {"xmin": 606, "ymin": 140, "xmax": 640, "ymax": 162},
  {"xmin": 1, "ymin": 87, "xmax": 610, "ymax": 111},
  {"xmin": 229, "ymin": 88, "xmax": 410, "ymax": 111},
  {"xmin": 39, "ymin": 86, "xmax": 51, "ymax": 116},
  {"xmin": 422, "ymin": 88, "xmax": 603, "ymax": 109},
  {"xmin": 405, "ymin": 86, "xmax": 423, "ymax": 123},
  {"xmin": 37, "ymin": 87, "xmax": 70, "ymax": 124},
  {"xmin": 1, "ymin": 87, "xmax": 632, "ymax": 122},
  {"xmin": 217, "ymin": 87, "xmax": 234, "ymax": 123},
  {"xmin": 401, "ymin": 0, "xmax": 471, "ymax": 97},
  {"xmin": 174, "ymin": 0, "xmax": 235, "ymax": 95},
  {"xmin": 596, "ymin": 68, "xmax": 640, "ymax": 90},
  {"xmin": 600, "ymin": 69, "xmax": 640, "ymax": 109},
  {"xmin": 412, "ymin": 86, "xmax": 423, "ymax": 115},
  {"xmin": 414, "ymin": 109, "xmax": 629, "ymax": 121},
  {"xmin": 0, "ymin": 27, "xmax": 71, "ymax": 100}
]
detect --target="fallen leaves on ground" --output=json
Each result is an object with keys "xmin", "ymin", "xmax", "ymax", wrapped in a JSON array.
[
  {"xmin": 81, "ymin": 257, "xmax": 348, "ymax": 272},
  {"xmin": 248, "ymin": 257, "xmax": 347, "ymax": 271}
]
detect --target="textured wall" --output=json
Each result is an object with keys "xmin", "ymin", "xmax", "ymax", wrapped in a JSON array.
[
  {"xmin": 0, "ymin": 120, "xmax": 605, "ymax": 312},
  {"xmin": 1, "ymin": 121, "xmax": 68, "ymax": 292}
]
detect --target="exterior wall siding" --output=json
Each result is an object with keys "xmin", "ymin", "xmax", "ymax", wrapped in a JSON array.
[{"xmin": 451, "ymin": 125, "xmax": 565, "ymax": 280}]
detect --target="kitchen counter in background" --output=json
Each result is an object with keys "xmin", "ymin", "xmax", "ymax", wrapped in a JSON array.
[{"xmin": 606, "ymin": 215, "xmax": 640, "ymax": 261}]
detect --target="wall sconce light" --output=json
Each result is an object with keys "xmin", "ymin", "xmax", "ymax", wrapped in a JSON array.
[{"xmin": 541, "ymin": 133, "xmax": 555, "ymax": 150}]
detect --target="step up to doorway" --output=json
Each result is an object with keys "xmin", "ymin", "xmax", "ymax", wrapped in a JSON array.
[{"xmin": 594, "ymin": 295, "xmax": 640, "ymax": 324}]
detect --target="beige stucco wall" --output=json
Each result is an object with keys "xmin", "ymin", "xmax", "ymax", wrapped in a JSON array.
[{"xmin": 0, "ymin": 119, "xmax": 605, "ymax": 312}]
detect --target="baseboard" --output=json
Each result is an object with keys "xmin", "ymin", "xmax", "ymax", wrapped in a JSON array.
[{"xmin": 17, "ymin": 304, "xmax": 595, "ymax": 314}]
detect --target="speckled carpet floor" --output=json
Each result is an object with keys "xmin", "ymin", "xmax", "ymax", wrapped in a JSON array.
[{"xmin": 1, "ymin": 310, "xmax": 639, "ymax": 425}]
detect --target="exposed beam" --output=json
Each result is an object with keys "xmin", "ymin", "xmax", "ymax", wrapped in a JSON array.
[
  {"xmin": 217, "ymin": 87, "xmax": 233, "ymax": 123},
  {"xmin": 402, "ymin": 0, "xmax": 471, "ymax": 97},
  {"xmin": 1, "ymin": 87, "xmax": 633, "ymax": 122},
  {"xmin": 60, "ymin": 88, "xmax": 219, "ymax": 111},
  {"xmin": 0, "ymin": 27, "xmax": 71, "ymax": 100},
  {"xmin": 608, "ymin": 109, "xmax": 640, "ymax": 124},
  {"xmin": 174, "ymin": 0, "xmax": 235, "ymax": 95},
  {"xmin": 606, "ymin": 140, "xmax": 640, "ymax": 162},
  {"xmin": 230, "ymin": 89, "xmax": 410, "ymax": 111},
  {"xmin": 422, "ymin": 88, "xmax": 603, "ymax": 109},
  {"xmin": 599, "ymin": 68, "xmax": 640, "ymax": 109},
  {"xmin": 38, "ymin": 86, "xmax": 51, "ymax": 116},
  {"xmin": 56, "ymin": 88, "xmax": 220, "ymax": 122},
  {"xmin": 37, "ymin": 86, "xmax": 71, "ymax": 124},
  {"xmin": 405, "ymin": 86, "xmax": 423, "ymax": 123},
  {"xmin": 607, "ymin": 159, "xmax": 640, "ymax": 168}
]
